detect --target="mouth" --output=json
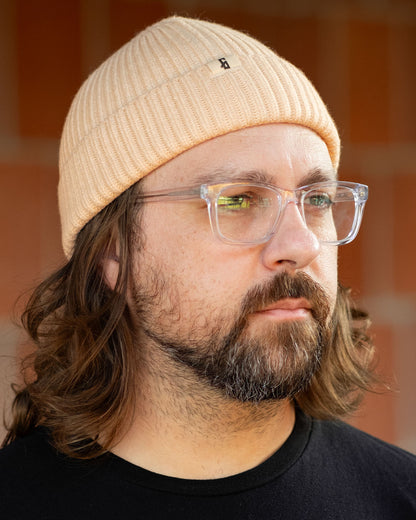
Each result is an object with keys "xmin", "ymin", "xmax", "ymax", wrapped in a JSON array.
[{"xmin": 253, "ymin": 298, "xmax": 312, "ymax": 321}]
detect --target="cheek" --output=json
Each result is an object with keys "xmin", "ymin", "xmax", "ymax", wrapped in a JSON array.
[
  {"xmin": 317, "ymin": 246, "xmax": 338, "ymax": 312},
  {"xmin": 138, "ymin": 224, "xmax": 212, "ymax": 300},
  {"xmin": 142, "ymin": 207, "xmax": 234, "ymax": 292},
  {"xmin": 156, "ymin": 242, "xmax": 251, "ymax": 317}
]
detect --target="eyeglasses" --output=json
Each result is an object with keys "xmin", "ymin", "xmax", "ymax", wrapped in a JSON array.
[{"xmin": 138, "ymin": 180, "xmax": 368, "ymax": 246}]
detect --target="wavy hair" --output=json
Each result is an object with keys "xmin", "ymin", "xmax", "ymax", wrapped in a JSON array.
[{"xmin": 2, "ymin": 182, "xmax": 377, "ymax": 458}]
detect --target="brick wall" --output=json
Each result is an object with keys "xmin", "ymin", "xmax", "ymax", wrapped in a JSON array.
[{"xmin": 1, "ymin": 0, "xmax": 415, "ymax": 452}]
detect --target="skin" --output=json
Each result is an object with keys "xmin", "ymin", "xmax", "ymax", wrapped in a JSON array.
[{"xmin": 104, "ymin": 123, "xmax": 339, "ymax": 479}]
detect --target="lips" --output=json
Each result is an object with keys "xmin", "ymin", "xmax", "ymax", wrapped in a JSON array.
[
  {"xmin": 239, "ymin": 272, "xmax": 330, "ymax": 327},
  {"xmin": 253, "ymin": 298, "xmax": 312, "ymax": 321},
  {"xmin": 257, "ymin": 298, "xmax": 312, "ymax": 313}
]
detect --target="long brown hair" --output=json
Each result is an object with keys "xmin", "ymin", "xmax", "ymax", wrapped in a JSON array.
[
  {"xmin": 2, "ymin": 183, "xmax": 377, "ymax": 458},
  {"xmin": 2, "ymin": 182, "xmax": 141, "ymax": 457}
]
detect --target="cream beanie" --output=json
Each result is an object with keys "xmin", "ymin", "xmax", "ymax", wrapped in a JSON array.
[{"xmin": 59, "ymin": 16, "xmax": 340, "ymax": 258}]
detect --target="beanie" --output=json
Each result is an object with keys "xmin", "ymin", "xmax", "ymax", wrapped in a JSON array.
[{"xmin": 58, "ymin": 16, "xmax": 340, "ymax": 258}]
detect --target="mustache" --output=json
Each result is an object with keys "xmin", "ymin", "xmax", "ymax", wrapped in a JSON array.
[{"xmin": 240, "ymin": 271, "xmax": 331, "ymax": 325}]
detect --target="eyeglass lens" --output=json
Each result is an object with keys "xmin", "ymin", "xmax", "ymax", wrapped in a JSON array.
[{"xmin": 215, "ymin": 184, "xmax": 359, "ymax": 244}]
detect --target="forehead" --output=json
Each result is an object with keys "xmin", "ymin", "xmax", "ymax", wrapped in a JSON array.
[{"xmin": 142, "ymin": 123, "xmax": 335, "ymax": 190}]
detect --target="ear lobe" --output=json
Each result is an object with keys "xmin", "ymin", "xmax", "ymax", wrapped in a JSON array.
[
  {"xmin": 100, "ymin": 236, "xmax": 121, "ymax": 290},
  {"xmin": 101, "ymin": 254, "xmax": 120, "ymax": 290}
]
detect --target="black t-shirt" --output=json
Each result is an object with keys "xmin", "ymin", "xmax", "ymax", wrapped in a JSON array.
[{"xmin": 1, "ymin": 410, "xmax": 415, "ymax": 519}]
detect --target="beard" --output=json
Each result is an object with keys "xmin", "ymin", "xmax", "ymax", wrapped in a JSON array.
[{"xmin": 132, "ymin": 270, "xmax": 331, "ymax": 403}]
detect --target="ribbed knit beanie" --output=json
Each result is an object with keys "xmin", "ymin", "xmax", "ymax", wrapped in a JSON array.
[{"xmin": 59, "ymin": 16, "xmax": 340, "ymax": 258}]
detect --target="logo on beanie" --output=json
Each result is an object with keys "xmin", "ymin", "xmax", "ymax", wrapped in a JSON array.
[
  {"xmin": 207, "ymin": 55, "xmax": 241, "ymax": 77},
  {"xmin": 219, "ymin": 57, "xmax": 230, "ymax": 69}
]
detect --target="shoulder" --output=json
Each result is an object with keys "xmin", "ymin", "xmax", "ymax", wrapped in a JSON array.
[
  {"xmin": 312, "ymin": 418, "xmax": 416, "ymax": 463},
  {"xmin": 0, "ymin": 429, "xmax": 108, "ymax": 518},
  {"xmin": 0, "ymin": 428, "xmax": 53, "ymax": 474},
  {"xmin": 0, "ymin": 429, "xmax": 56, "ymax": 517},
  {"xmin": 307, "ymin": 418, "xmax": 416, "ymax": 489},
  {"xmin": 0, "ymin": 428, "xmax": 75, "ymax": 493},
  {"xmin": 278, "ymin": 416, "xmax": 416, "ymax": 518},
  {"xmin": 0, "ymin": 427, "xmax": 111, "ymax": 484}
]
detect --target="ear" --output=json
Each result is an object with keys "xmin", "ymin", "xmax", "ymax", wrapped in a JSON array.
[{"xmin": 100, "ymin": 241, "xmax": 120, "ymax": 291}]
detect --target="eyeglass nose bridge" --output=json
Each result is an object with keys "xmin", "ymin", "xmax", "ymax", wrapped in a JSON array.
[{"xmin": 272, "ymin": 187, "xmax": 309, "ymax": 232}]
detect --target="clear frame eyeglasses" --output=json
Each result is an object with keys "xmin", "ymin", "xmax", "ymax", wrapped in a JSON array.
[{"xmin": 137, "ymin": 180, "xmax": 368, "ymax": 246}]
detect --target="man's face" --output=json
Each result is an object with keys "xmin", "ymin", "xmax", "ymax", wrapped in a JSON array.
[{"xmin": 130, "ymin": 124, "xmax": 338, "ymax": 402}]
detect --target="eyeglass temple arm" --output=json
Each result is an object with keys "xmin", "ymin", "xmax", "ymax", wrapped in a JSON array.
[{"xmin": 137, "ymin": 186, "xmax": 202, "ymax": 202}]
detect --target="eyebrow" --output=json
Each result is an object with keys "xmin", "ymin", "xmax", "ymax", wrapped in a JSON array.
[
  {"xmin": 298, "ymin": 167, "xmax": 338, "ymax": 187},
  {"xmin": 192, "ymin": 168, "xmax": 270, "ymax": 185},
  {"xmin": 193, "ymin": 166, "xmax": 337, "ymax": 188}
]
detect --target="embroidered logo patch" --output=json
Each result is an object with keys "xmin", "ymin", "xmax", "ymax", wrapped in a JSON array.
[{"xmin": 207, "ymin": 55, "xmax": 241, "ymax": 77}]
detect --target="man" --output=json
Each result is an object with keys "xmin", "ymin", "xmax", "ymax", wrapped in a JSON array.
[{"xmin": 1, "ymin": 16, "xmax": 415, "ymax": 519}]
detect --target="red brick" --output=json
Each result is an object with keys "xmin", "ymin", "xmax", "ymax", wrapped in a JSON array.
[
  {"xmin": 338, "ymin": 232, "xmax": 365, "ymax": 293},
  {"xmin": 0, "ymin": 162, "xmax": 63, "ymax": 316},
  {"xmin": 359, "ymin": 172, "xmax": 396, "ymax": 296},
  {"xmin": 337, "ymin": 169, "xmax": 367, "ymax": 293},
  {"xmin": 348, "ymin": 324, "xmax": 397, "ymax": 445},
  {"xmin": 109, "ymin": 0, "xmax": 169, "ymax": 50},
  {"xmin": 393, "ymin": 173, "xmax": 416, "ymax": 292},
  {"xmin": 390, "ymin": 23, "xmax": 416, "ymax": 142},
  {"xmin": 16, "ymin": 0, "xmax": 82, "ymax": 138},
  {"xmin": 347, "ymin": 20, "xmax": 390, "ymax": 143}
]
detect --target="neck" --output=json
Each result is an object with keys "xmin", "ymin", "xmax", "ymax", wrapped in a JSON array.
[{"xmin": 112, "ymin": 346, "xmax": 296, "ymax": 479}]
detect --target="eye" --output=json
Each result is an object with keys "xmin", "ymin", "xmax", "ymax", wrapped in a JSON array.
[
  {"xmin": 305, "ymin": 192, "xmax": 333, "ymax": 209},
  {"xmin": 217, "ymin": 191, "xmax": 260, "ymax": 211},
  {"xmin": 216, "ymin": 185, "xmax": 276, "ymax": 218}
]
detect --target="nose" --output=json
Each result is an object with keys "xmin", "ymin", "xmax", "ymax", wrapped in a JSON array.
[{"xmin": 261, "ymin": 201, "xmax": 321, "ymax": 271}]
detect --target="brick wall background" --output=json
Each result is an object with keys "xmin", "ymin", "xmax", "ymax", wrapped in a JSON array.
[{"xmin": 1, "ymin": 0, "xmax": 415, "ymax": 453}]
